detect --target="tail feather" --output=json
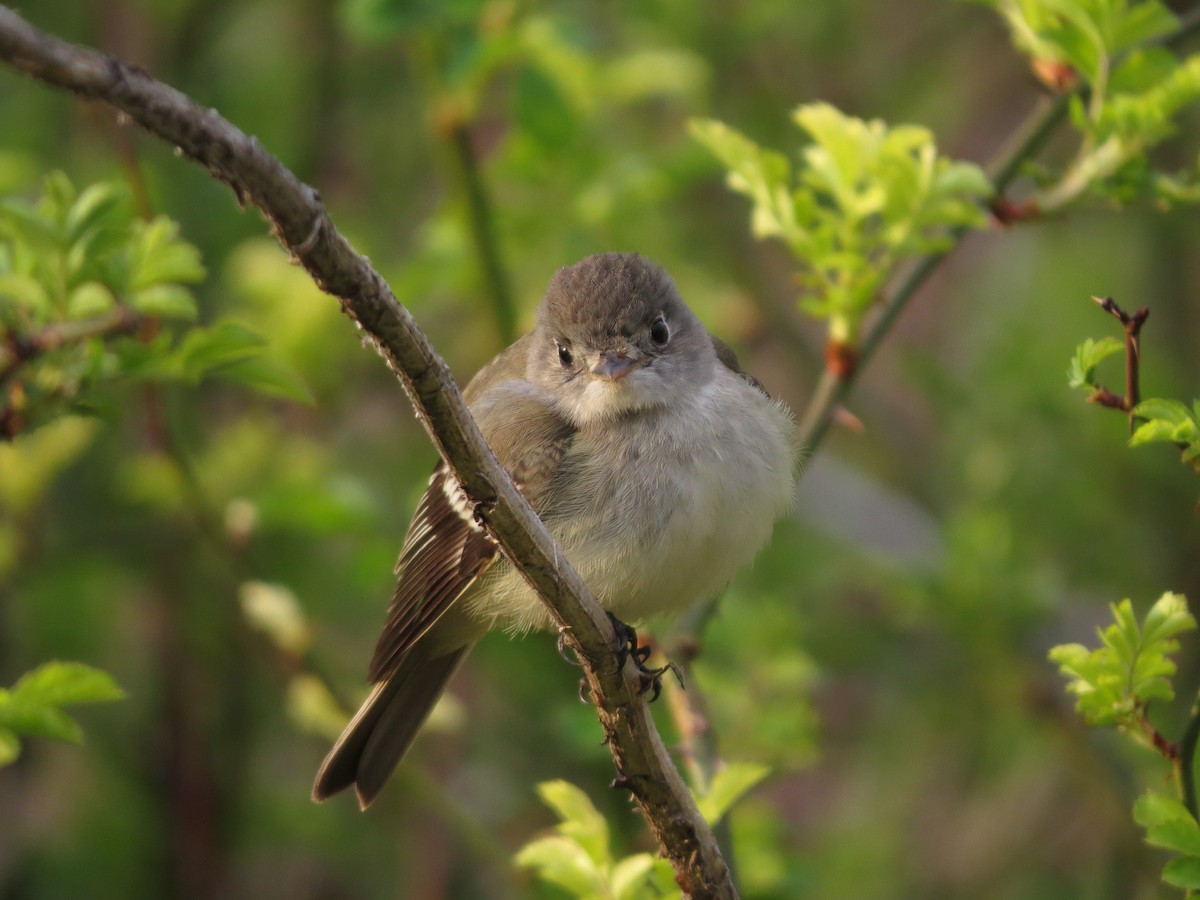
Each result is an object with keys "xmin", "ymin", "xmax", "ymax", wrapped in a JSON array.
[{"xmin": 312, "ymin": 645, "xmax": 469, "ymax": 809}]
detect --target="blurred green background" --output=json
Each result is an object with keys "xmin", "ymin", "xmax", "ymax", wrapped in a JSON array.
[{"xmin": 3, "ymin": 1, "xmax": 1200, "ymax": 897}]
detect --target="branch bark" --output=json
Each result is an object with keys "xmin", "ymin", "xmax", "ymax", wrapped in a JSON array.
[{"xmin": 0, "ymin": 8, "xmax": 735, "ymax": 897}]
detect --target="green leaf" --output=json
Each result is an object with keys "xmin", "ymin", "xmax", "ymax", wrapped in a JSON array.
[
  {"xmin": 535, "ymin": 779, "xmax": 611, "ymax": 867},
  {"xmin": 0, "ymin": 700, "xmax": 82, "ymax": 743},
  {"xmin": 0, "ymin": 272, "xmax": 52, "ymax": 317},
  {"xmin": 12, "ymin": 660, "xmax": 125, "ymax": 707},
  {"xmin": 1068, "ymin": 336, "xmax": 1123, "ymax": 388},
  {"xmin": 41, "ymin": 170, "xmax": 76, "ymax": 222},
  {"xmin": 610, "ymin": 853, "xmax": 660, "ymax": 899},
  {"xmin": 65, "ymin": 181, "xmax": 130, "ymax": 246},
  {"xmin": 129, "ymin": 217, "xmax": 205, "ymax": 288},
  {"xmin": 0, "ymin": 662, "xmax": 123, "ymax": 752},
  {"xmin": 175, "ymin": 320, "xmax": 266, "ymax": 381},
  {"xmin": 128, "ymin": 284, "xmax": 197, "ymax": 320},
  {"xmin": 0, "ymin": 197, "xmax": 60, "ymax": 251},
  {"xmin": 1131, "ymin": 399, "xmax": 1200, "ymax": 449},
  {"xmin": 694, "ymin": 103, "xmax": 988, "ymax": 345},
  {"xmin": 1163, "ymin": 856, "xmax": 1200, "ymax": 890},
  {"xmin": 213, "ymin": 356, "xmax": 314, "ymax": 404},
  {"xmin": 1049, "ymin": 593, "xmax": 1195, "ymax": 729},
  {"xmin": 514, "ymin": 836, "xmax": 606, "ymax": 897},
  {"xmin": 697, "ymin": 761, "xmax": 771, "ymax": 825},
  {"xmin": 65, "ymin": 282, "xmax": 115, "ymax": 320},
  {"xmin": 1135, "ymin": 790, "xmax": 1192, "ymax": 829}
]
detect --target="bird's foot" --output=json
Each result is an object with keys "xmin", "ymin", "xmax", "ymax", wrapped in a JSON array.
[{"xmin": 607, "ymin": 612, "xmax": 684, "ymax": 702}]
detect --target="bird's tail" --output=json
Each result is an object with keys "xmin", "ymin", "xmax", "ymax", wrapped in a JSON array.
[{"xmin": 312, "ymin": 645, "xmax": 469, "ymax": 809}]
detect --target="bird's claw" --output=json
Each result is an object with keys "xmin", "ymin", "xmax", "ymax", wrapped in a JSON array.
[{"xmin": 607, "ymin": 612, "xmax": 684, "ymax": 701}]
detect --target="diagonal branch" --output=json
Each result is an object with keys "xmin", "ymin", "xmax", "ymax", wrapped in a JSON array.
[{"xmin": 0, "ymin": 8, "xmax": 735, "ymax": 898}]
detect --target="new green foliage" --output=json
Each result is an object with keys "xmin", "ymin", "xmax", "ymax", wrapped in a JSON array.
[
  {"xmin": 1067, "ymin": 335, "xmax": 1124, "ymax": 389},
  {"xmin": 0, "ymin": 172, "xmax": 309, "ymax": 436},
  {"xmin": 1130, "ymin": 398, "xmax": 1200, "ymax": 469},
  {"xmin": 515, "ymin": 779, "xmax": 676, "ymax": 899},
  {"xmin": 0, "ymin": 661, "xmax": 124, "ymax": 766},
  {"xmin": 982, "ymin": 0, "xmax": 1200, "ymax": 208},
  {"xmin": 1136, "ymin": 791, "xmax": 1200, "ymax": 890},
  {"xmin": 1049, "ymin": 592, "xmax": 1193, "ymax": 732},
  {"xmin": 691, "ymin": 104, "xmax": 991, "ymax": 346},
  {"xmin": 1050, "ymin": 595, "xmax": 1200, "ymax": 894},
  {"xmin": 517, "ymin": 765, "xmax": 770, "ymax": 899}
]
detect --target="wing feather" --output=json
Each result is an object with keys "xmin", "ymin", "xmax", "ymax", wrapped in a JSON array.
[{"xmin": 366, "ymin": 364, "xmax": 576, "ymax": 684}]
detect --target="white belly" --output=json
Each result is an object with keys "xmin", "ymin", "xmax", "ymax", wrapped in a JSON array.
[{"xmin": 468, "ymin": 371, "xmax": 796, "ymax": 632}]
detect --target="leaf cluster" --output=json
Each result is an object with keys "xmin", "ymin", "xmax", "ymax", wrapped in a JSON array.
[
  {"xmin": 984, "ymin": 0, "xmax": 1200, "ymax": 208},
  {"xmin": 0, "ymin": 661, "xmax": 124, "ymax": 766},
  {"xmin": 1129, "ymin": 398, "xmax": 1200, "ymax": 470},
  {"xmin": 0, "ymin": 173, "xmax": 308, "ymax": 436},
  {"xmin": 1048, "ymin": 592, "xmax": 1193, "ymax": 734},
  {"xmin": 516, "ymin": 764, "xmax": 769, "ymax": 899},
  {"xmin": 690, "ymin": 104, "xmax": 990, "ymax": 345},
  {"xmin": 1136, "ymin": 790, "xmax": 1200, "ymax": 890}
]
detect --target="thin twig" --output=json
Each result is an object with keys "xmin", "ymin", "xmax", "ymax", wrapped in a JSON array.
[
  {"xmin": 445, "ymin": 119, "xmax": 518, "ymax": 346},
  {"xmin": 1090, "ymin": 295, "xmax": 1150, "ymax": 431},
  {"xmin": 0, "ymin": 8, "xmax": 735, "ymax": 896}
]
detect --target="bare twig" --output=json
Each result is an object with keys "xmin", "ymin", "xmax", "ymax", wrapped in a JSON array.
[{"xmin": 0, "ymin": 8, "xmax": 734, "ymax": 896}]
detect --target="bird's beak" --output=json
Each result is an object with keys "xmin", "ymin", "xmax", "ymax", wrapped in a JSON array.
[{"xmin": 593, "ymin": 351, "xmax": 638, "ymax": 382}]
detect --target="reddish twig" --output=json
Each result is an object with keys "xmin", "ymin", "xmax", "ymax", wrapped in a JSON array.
[{"xmin": 1087, "ymin": 295, "xmax": 1149, "ymax": 431}]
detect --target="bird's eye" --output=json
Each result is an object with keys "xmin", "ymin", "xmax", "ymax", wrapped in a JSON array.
[
  {"xmin": 557, "ymin": 342, "xmax": 573, "ymax": 368},
  {"xmin": 649, "ymin": 316, "xmax": 670, "ymax": 346}
]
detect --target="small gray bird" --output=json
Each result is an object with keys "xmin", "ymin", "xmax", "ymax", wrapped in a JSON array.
[{"xmin": 313, "ymin": 252, "xmax": 796, "ymax": 808}]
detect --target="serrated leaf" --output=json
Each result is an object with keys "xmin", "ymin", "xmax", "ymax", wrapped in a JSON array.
[
  {"xmin": 1050, "ymin": 594, "xmax": 1193, "ymax": 729},
  {"xmin": 1146, "ymin": 817, "xmax": 1200, "ymax": 857},
  {"xmin": 1112, "ymin": 2, "xmax": 1178, "ymax": 54},
  {"xmin": 175, "ymin": 320, "xmax": 266, "ymax": 381},
  {"xmin": 514, "ymin": 835, "xmax": 605, "ymax": 896},
  {"xmin": 1142, "ymin": 592, "xmax": 1194, "ymax": 645},
  {"xmin": 12, "ymin": 661, "xmax": 125, "ymax": 706},
  {"xmin": 1068, "ymin": 336, "xmax": 1123, "ymax": 388},
  {"xmin": 1162, "ymin": 856, "xmax": 1200, "ymax": 889},
  {"xmin": 535, "ymin": 779, "xmax": 610, "ymax": 866},
  {"xmin": 697, "ymin": 761, "xmax": 771, "ymax": 825},
  {"xmin": 1135, "ymin": 790, "xmax": 1191, "ymax": 829}
]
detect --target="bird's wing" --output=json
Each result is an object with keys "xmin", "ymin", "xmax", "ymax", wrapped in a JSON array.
[
  {"xmin": 367, "ymin": 340, "xmax": 574, "ymax": 683},
  {"xmin": 710, "ymin": 333, "xmax": 769, "ymax": 396}
]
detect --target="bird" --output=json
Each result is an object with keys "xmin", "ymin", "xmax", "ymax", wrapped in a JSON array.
[{"xmin": 313, "ymin": 252, "xmax": 797, "ymax": 809}]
